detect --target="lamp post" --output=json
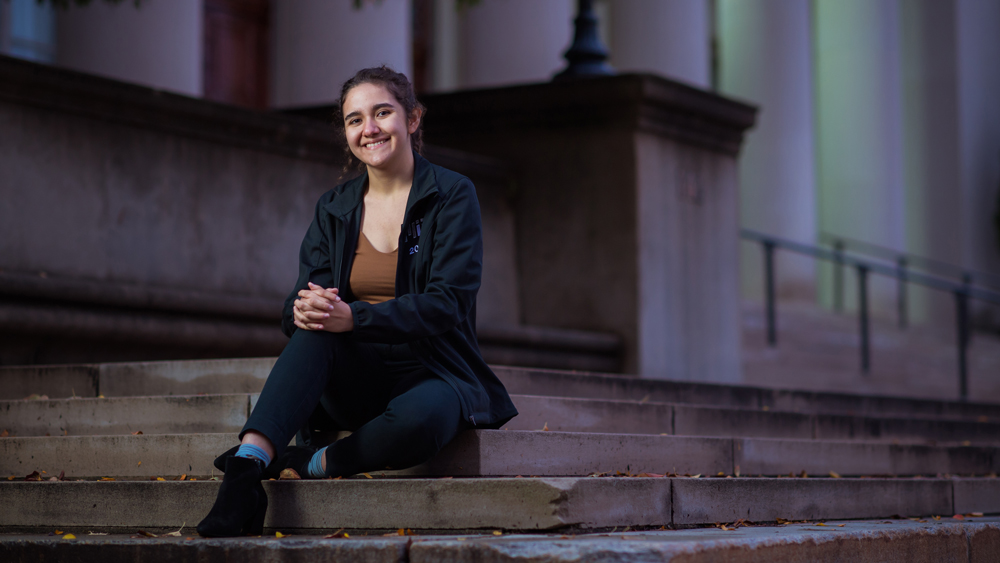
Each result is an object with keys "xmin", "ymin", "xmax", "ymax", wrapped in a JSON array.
[{"xmin": 554, "ymin": 0, "xmax": 614, "ymax": 79}]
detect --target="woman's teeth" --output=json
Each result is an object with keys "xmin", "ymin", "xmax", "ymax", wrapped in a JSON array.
[{"xmin": 365, "ymin": 140, "xmax": 387, "ymax": 149}]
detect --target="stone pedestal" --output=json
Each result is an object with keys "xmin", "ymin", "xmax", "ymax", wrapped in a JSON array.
[{"xmin": 421, "ymin": 75, "xmax": 756, "ymax": 381}]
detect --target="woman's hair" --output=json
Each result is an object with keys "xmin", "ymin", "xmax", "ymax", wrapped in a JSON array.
[{"xmin": 335, "ymin": 66, "xmax": 426, "ymax": 174}]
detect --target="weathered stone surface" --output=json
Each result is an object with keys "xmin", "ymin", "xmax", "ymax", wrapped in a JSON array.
[
  {"xmin": 672, "ymin": 478, "xmax": 953, "ymax": 524},
  {"xmin": 673, "ymin": 405, "xmax": 812, "ymax": 439},
  {"xmin": 0, "ymin": 478, "xmax": 668, "ymax": 531},
  {"xmin": 99, "ymin": 359, "xmax": 273, "ymax": 397},
  {"xmin": 734, "ymin": 437, "xmax": 999, "ymax": 476},
  {"xmin": 969, "ymin": 522, "xmax": 1000, "ymax": 563},
  {"xmin": 0, "ymin": 364, "xmax": 99, "ymax": 401},
  {"xmin": 0, "ymin": 433, "xmax": 235, "ymax": 478},
  {"xmin": 0, "ymin": 394, "xmax": 250, "ymax": 437},
  {"xmin": 954, "ymin": 478, "xmax": 1000, "ymax": 515},
  {"xmin": 504, "ymin": 395, "xmax": 673, "ymax": 434},
  {"xmin": 0, "ymin": 535, "xmax": 408, "ymax": 563},
  {"xmin": 393, "ymin": 431, "xmax": 732, "ymax": 477}
]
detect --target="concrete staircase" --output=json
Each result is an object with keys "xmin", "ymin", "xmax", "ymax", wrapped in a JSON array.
[{"xmin": 1, "ymin": 358, "xmax": 999, "ymax": 561}]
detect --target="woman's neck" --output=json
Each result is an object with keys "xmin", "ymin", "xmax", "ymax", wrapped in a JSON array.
[{"xmin": 366, "ymin": 150, "xmax": 415, "ymax": 197}]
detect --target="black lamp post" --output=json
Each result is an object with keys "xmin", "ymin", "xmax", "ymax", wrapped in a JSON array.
[{"xmin": 554, "ymin": 0, "xmax": 614, "ymax": 80}]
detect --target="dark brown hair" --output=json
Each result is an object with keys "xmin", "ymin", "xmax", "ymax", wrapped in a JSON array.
[{"xmin": 335, "ymin": 66, "xmax": 426, "ymax": 174}]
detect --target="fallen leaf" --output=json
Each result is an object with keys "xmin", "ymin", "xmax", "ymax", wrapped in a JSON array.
[
  {"xmin": 362, "ymin": 472, "xmax": 373, "ymax": 479},
  {"xmin": 493, "ymin": 531, "xmax": 502, "ymax": 536},
  {"xmin": 961, "ymin": 441, "xmax": 971, "ymax": 447},
  {"xmin": 136, "ymin": 530, "xmax": 157, "ymax": 538},
  {"xmin": 816, "ymin": 522, "xmax": 827, "ymax": 526},
  {"xmin": 542, "ymin": 422, "xmax": 549, "ymax": 431},
  {"xmin": 58, "ymin": 470, "xmax": 65, "ymax": 481},
  {"xmin": 279, "ymin": 468, "xmax": 301, "ymax": 480},
  {"xmin": 48, "ymin": 477, "xmax": 59, "ymax": 481},
  {"xmin": 932, "ymin": 516, "xmax": 941, "ymax": 521},
  {"xmin": 953, "ymin": 514, "xmax": 965, "ymax": 520},
  {"xmin": 0, "ymin": 430, "xmax": 8, "ymax": 438},
  {"xmin": 177, "ymin": 474, "xmax": 187, "ymax": 481},
  {"xmin": 54, "ymin": 530, "xmax": 64, "ymax": 535},
  {"xmin": 62, "ymin": 534, "xmax": 76, "ymax": 540},
  {"xmin": 689, "ymin": 474, "xmax": 701, "ymax": 479},
  {"xmin": 100, "ymin": 477, "xmax": 116, "ymax": 481},
  {"xmin": 735, "ymin": 466, "xmax": 740, "ymax": 477},
  {"xmin": 156, "ymin": 477, "xmax": 166, "ymax": 481},
  {"xmin": 717, "ymin": 472, "xmax": 725, "ymax": 477},
  {"xmin": 87, "ymin": 532, "xmax": 108, "ymax": 536},
  {"xmin": 7, "ymin": 476, "xmax": 14, "ymax": 481},
  {"xmin": 276, "ymin": 531, "xmax": 288, "ymax": 538},
  {"xmin": 137, "ymin": 461, "xmax": 142, "ymax": 467},
  {"xmin": 799, "ymin": 470, "xmax": 808, "ymax": 478},
  {"xmin": 837, "ymin": 524, "xmax": 845, "ymax": 527},
  {"xmin": 132, "ymin": 431, "xmax": 143, "ymax": 436},
  {"xmin": 639, "ymin": 394, "xmax": 650, "ymax": 404},
  {"xmin": 639, "ymin": 473, "xmax": 664, "ymax": 478},
  {"xmin": 25, "ymin": 471, "xmax": 42, "ymax": 481},
  {"xmin": 829, "ymin": 471, "xmax": 841, "ymax": 479},
  {"xmin": 967, "ymin": 512, "xmax": 984, "ymax": 517}
]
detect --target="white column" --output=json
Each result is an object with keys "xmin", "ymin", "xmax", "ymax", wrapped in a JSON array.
[
  {"xmin": 609, "ymin": 0, "xmax": 711, "ymax": 88},
  {"xmin": 271, "ymin": 0, "xmax": 412, "ymax": 108},
  {"xmin": 717, "ymin": 0, "xmax": 817, "ymax": 301},
  {"xmin": 56, "ymin": 0, "xmax": 203, "ymax": 97},
  {"xmin": 457, "ymin": 0, "xmax": 574, "ymax": 89},
  {"xmin": 814, "ymin": 0, "xmax": 905, "ymax": 315},
  {"xmin": 956, "ymin": 0, "xmax": 1000, "ymax": 323}
]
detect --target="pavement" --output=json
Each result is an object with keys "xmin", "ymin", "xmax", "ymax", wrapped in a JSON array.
[{"xmin": 1, "ymin": 517, "xmax": 997, "ymax": 562}]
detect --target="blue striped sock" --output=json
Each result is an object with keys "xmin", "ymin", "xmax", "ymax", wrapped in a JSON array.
[
  {"xmin": 308, "ymin": 447, "xmax": 328, "ymax": 478},
  {"xmin": 235, "ymin": 443, "xmax": 271, "ymax": 467}
]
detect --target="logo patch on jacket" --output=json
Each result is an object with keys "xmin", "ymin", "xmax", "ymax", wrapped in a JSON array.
[{"xmin": 404, "ymin": 218, "xmax": 423, "ymax": 255}]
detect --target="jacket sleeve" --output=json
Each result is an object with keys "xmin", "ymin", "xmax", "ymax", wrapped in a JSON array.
[
  {"xmin": 349, "ymin": 178, "xmax": 482, "ymax": 343},
  {"xmin": 281, "ymin": 195, "xmax": 337, "ymax": 338}
]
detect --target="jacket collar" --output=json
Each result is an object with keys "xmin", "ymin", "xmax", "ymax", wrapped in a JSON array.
[{"xmin": 324, "ymin": 151, "xmax": 438, "ymax": 219}]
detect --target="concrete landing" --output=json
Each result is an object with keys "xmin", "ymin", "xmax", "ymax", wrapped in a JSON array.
[
  {"xmin": 1, "ymin": 477, "xmax": 995, "ymax": 532},
  {"xmin": 3, "ymin": 519, "xmax": 998, "ymax": 562}
]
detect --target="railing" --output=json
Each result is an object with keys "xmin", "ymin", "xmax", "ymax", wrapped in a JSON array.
[
  {"xmin": 742, "ymin": 229, "xmax": 1000, "ymax": 401},
  {"xmin": 819, "ymin": 233, "xmax": 1000, "ymax": 328}
]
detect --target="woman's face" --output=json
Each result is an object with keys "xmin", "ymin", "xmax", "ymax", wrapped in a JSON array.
[{"xmin": 342, "ymin": 82, "xmax": 420, "ymax": 172}]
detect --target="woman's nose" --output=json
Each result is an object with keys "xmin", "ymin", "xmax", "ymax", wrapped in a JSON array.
[{"xmin": 363, "ymin": 119, "xmax": 380, "ymax": 136}]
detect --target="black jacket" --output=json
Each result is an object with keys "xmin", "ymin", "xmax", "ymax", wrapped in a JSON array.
[{"xmin": 281, "ymin": 152, "xmax": 518, "ymax": 428}]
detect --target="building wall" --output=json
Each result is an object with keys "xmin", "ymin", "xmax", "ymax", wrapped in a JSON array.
[
  {"xmin": 270, "ymin": 0, "xmax": 412, "ymax": 108},
  {"xmin": 56, "ymin": 0, "xmax": 203, "ymax": 97}
]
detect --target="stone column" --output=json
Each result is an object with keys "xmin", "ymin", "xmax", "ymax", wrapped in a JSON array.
[
  {"xmin": 270, "ymin": 0, "xmax": 412, "ymax": 108},
  {"xmin": 717, "ymin": 0, "xmax": 817, "ymax": 301},
  {"xmin": 455, "ymin": 0, "xmax": 573, "ymax": 89},
  {"xmin": 814, "ymin": 0, "xmax": 906, "ymax": 315},
  {"xmin": 55, "ymin": 0, "xmax": 203, "ymax": 96},
  {"xmin": 609, "ymin": 0, "xmax": 711, "ymax": 88}
]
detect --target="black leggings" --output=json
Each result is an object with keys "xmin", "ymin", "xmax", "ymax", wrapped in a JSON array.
[{"xmin": 241, "ymin": 329, "xmax": 466, "ymax": 477}]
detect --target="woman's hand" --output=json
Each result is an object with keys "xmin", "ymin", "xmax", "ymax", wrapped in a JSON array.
[{"xmin": 292, "ymin": 282, "xmax": 354, "ymax": 333}]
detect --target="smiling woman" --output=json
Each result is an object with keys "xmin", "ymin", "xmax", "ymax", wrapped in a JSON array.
[{"xmin": 196, "ymin": 66, "xmax": 518, "ymax": 538}]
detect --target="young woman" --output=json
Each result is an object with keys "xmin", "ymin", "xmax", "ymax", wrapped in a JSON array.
[{"xmin": 197, "ymin": 66, "xmax": 518, "ymax": 538}]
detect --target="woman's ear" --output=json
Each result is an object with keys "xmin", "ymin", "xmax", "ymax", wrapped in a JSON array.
[{"xmin": 408, "ymin": 108, "xmax": 423, "ymax": 135}]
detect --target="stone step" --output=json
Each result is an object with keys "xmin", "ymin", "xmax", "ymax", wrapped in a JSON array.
[
  {"xmin": 3, "ymin": 517, "xmax": 999, "ymax": 563},
  {"xmin": 3, "ymin": 358, "xmax": 999, "ymax": 420},
  {"xmin": 4, "ymin": 393, "xmax": 1000, "ymax": 446},
  {"xmin": 3, "ymin": 430, "xmax": 998, "ymax": 480},
  {"xmin": 0, "ymin": 476, "xmax": 995, "ymax": 532}
]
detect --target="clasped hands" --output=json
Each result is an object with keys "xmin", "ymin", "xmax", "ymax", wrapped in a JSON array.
[{"xmin": 293, "ymin": 282, "xmax": 354, "ymax": 332}]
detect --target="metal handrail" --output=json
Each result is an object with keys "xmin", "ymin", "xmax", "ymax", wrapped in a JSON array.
[
  {"xmin": 741, "ymin": 228, "xmax": 1000, "ymax": 401},
  {"xmin": 818, "ymin": 232, "xmax": 1000, "ymax": 292}
]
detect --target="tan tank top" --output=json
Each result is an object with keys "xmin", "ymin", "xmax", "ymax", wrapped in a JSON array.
[{"xmin": 350, "ymin": 232, "xmax": 397, "ymax": 304}]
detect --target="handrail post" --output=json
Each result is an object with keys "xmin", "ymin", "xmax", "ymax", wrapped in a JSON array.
[
  {"xmin": 858, "ymin": 265, "xmax": 870, "ymax": 374},
  {"xmin": 764, "ymin": 240, "xmax": 777, "ymax": 347},
  {"xmin": 833, "ymin": 239, "xmax": 845, "ymax": 313},
  {"xmin": 896, "ymin": 256, "xmax": 908, "ymax": 329},
  {"xmin": 955, "ymin": 289, "xmax": 969, "ymax": 401},
  {"xmin": 963, "ymin": 273, "xmax": 974, "ymax": 346}
]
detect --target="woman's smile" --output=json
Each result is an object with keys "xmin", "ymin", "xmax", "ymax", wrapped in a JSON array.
[{"xmin": 342, "ymin": 82, "xmax": 419, "ymax": 172}]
